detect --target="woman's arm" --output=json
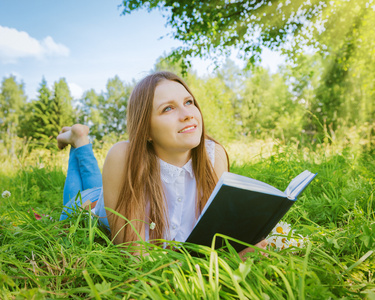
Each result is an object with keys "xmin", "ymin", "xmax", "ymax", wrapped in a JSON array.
[{"xmin": 102, "ymin": 141, "xmax": 129, "ymax": 245}]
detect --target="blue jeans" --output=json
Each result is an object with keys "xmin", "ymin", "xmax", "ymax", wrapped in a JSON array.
[{"xmin": 59, "ymin": 144, "xmax": 103, "ymax": 221}]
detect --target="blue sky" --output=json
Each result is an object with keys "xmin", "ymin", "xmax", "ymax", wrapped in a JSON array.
[{"xmin": 0, "ymin": 0, "xmax": 283, "ymax": 100}]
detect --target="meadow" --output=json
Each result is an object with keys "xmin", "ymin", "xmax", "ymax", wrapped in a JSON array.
[{"xmin": 0, "ymin": 136, "xmax": 374, "ymax": 299}]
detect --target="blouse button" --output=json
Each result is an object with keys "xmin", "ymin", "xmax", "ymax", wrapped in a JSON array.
[
  {"xmin": 172, "ymin": 225, "xmax": 177, "ymax": 230},
  {"xmin": 177, "ymin": 197, "xmax": 182, "ymax": 202}
]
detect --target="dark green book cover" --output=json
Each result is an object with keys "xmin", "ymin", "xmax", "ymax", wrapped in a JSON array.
[{"xmin": 185, "ymin": 171, "xmax": 316, "ymax": 252}]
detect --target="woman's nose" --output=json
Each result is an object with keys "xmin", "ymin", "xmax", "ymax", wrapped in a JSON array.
[{"xmin": 180, "ymin": 107, "xmax": 193, "ymax": 121}]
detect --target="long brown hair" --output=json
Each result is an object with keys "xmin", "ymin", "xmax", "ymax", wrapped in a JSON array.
[{"xmin": 114, "ymin": 71, "xmax": 220, "ymax": 243}]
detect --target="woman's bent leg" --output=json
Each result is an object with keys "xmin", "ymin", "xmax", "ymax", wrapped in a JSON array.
[
  {"xmin": 58, "ymin": 124, "xmax": 102, "ymax": 221},
  {"xmin": 63, "ymin": 144, "xmax": 102, "ymax": 204},
  {"xmin": 63, "ymin": 147, "xmax": 83, "ymax": 205},
  {"xmin": 75, "ymin": 144, "xmax": 102, "ymax": 190},
  {"xmin": 60, "ymin": 145, "xmax": 102, "ymax": 221}
]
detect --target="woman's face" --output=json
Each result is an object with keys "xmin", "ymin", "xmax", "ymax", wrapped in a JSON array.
[{"xmin": 149, "ymin": 80, "xmax": 203, "ymax": 164}]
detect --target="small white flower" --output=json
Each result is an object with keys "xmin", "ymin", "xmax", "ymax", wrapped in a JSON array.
[
  {"xmin": 289, "ymin": 238, "xmax": 299, "ymax": 248},
  {"xmin": 276, "ymin": 236, "xmax": 289, "ymax": 250},
  {"xmin": 149, "ymin": 222, "xmax": 156, "ymax": 230},
  {"xmin": 272, "ymin": 221, "xmax": 291, "ymax": 235},
  {"xmin": 267, "ymin": 221, "xmax": 309, "ymax": 251},
  {"xmin": 289, "ymin": 235, "xmax": 309, "ymax": 253},
  {"xmin": 2, "ymin": 190, "xmax": 11, "ymax": 198}
]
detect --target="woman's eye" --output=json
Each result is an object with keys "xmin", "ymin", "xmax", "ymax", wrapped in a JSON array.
[
  {"xmin": 185, "ymin": 99, "xmax": 193, "ymax": 105},
  {"xmin": 163, "ymin": 106, "xmax": 172, "ymax": 113}
]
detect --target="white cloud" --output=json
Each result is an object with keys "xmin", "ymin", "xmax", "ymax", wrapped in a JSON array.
[
  {"xmin": 0, "ymin": 26, "xmax": 70, "ymax": 63},
  {"xmin": 68, "ymin": 82, "xmax": 83, "ymax": 99}
]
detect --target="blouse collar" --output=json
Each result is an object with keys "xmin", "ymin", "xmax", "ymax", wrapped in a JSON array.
[{"xmin": 159, "ymin": 158, "xmax": 194, "ymax": 184}]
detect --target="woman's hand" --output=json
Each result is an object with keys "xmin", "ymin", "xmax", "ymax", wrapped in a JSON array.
[{"xmin": 238, "ymin": 239, "xmax": 268, "ymax": 262}]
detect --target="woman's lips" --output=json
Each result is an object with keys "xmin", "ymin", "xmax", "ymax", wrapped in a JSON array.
[{"xmin": 178, "ymin": 125, "xmax": 197, "ymax": 133}]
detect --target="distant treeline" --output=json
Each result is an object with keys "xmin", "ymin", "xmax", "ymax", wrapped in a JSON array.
[{"xmin": 0, "ymin": 55, "xmax": 374, "ymax": 151}]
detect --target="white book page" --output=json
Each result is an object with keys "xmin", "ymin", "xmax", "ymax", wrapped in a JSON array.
[
  {"xmin": 221, "ymin": 172, "xmax": 285, "ymax": 197},
  {"xmin": 288, "ymin": 172, "xmax": 316, "ymax": 199},
  {"xmin": 284, "ymin": 170, "xmax": 316, "ymax": 198}
]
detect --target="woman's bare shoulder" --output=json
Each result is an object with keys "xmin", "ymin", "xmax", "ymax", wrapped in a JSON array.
[
  {"xmin": 214, "ymin": 142, "xmax": 229, "ymax": 178},
  {"xmin": 106, "ymin": 141, "xmax": 129, "ymax": 161}
]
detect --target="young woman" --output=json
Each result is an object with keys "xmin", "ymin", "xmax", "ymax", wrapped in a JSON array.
[{"xmin": 58, "ymin": 71, "xmax": 267, "ymax": 258}]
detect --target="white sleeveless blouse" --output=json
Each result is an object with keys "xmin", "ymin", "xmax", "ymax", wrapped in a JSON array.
[{"xmin": 94, "ymin": 139, "xmax": 216, "ymax": 242}]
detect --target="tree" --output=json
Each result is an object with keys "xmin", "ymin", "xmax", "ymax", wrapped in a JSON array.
[
  {"xmin": 19, "ymin": 78, "xmax": 54, "ymax": 147},
  {"xmin": 77, "ymin": 89, "xmax": 105, "ymax": 141},
  {"xmin": 313, "ymin": 3, "xmax": 375, "ymax": 135},
  {"xmin": 76, "ymin": 76, "xmax": 132, "ymax": 144},
  {"xmin": 19, "ymin": 78, "xmax": 75, "ymax": 148},
  {"xmin": 188, "ymin": 74, "xmax": 238, "ymax": 142},
  {"xmin": 153, "ymin": 55, "xmax": 187, "ymax": 77},
  {"xmin": 50, "ymin": 78, "xmax": 75, "ymax": 133},
  {"xmin": 121, "ymin": 0, "xmax": 375, "ymax": 139},
  {"xmin": 238, "ymin": 67, "xmax": 303, "ymax": 140},
  {"xmin": 121, "ymin": 0, "xmax": 372, "ymax": 67},
  {"xmin": 100, "ymin": 76, "xmax": 132, "ymax": 139},
  {"xmin": 0, "ymin": 76, "xmax": 27, "ymax": 142}
]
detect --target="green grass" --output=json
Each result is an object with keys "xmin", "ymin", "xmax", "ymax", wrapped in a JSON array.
[{"xmin": 0, "ymin": 142, "xmax": 374, "ymax": 299}]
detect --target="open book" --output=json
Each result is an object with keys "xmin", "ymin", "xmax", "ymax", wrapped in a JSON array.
[{"xmin": 185, "ymin": 170, "xmax": 316, "ymax": 252}]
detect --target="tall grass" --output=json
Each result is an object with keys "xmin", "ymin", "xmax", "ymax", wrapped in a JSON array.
[{"xmin": 0, "ymin": 138, "xmax": 374, "ymax": 299}]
